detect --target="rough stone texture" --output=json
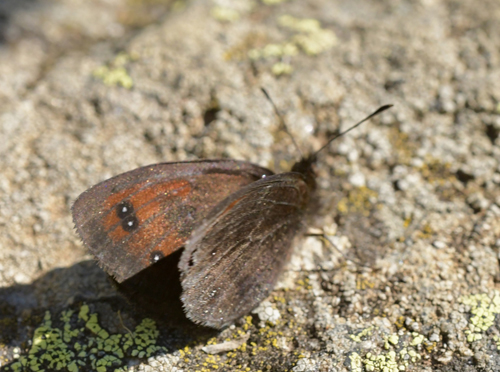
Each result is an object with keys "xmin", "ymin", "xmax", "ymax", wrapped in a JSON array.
[{"xmin": 1, "ymin": 0, "xmax": 500, "ymax": 371}]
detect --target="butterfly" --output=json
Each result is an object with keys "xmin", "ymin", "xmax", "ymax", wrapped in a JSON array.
[{"xmin": 72, "ymin": 90, "xmax": 391, "ymax": 329}]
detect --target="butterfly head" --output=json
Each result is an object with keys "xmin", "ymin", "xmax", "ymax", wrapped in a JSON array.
[{"xmin": 291, "ymin": 154, "xmax": 317, "ymax": 191}]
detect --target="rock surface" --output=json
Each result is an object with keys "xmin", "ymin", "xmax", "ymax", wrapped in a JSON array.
[{"xmin": 1, "ymin": 0, "xmax": 500, "ymax": 371}]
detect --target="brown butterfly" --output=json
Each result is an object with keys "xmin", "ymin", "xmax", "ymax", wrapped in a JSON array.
[{"xmin": 72, "ymin": 90, "xmax": 391, "ymax": 329}]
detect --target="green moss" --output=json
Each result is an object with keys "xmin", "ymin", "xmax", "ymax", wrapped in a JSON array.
[
  {"xmin": 78, "ymin": 305, "xmax": 89, "ymax": 322},
  {"xmin": 5, "ymin": 304, "xmax": 166, "ymax": 372}
]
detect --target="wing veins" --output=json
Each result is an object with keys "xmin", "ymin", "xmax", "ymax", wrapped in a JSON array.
[{"xmin": 195, "ymin": 217, "xmax": 292, "ymax": 296}]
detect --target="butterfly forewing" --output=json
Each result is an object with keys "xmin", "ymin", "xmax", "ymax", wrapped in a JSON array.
[
  {"xmin": 179, "ymin": 172, "xmax": 311, "ymax": 329},
  {"xmin": 72, "ymin": 160, "xmax": 273, "ymax": 283}
]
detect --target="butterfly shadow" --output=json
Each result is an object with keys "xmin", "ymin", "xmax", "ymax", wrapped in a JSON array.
[
  {"xmin": 0, "ymin": 249, "xmax": 219, "ymax": 370},
  {"xmin": 112, "ymin": 248, "xmax": 215, "ymax": 331}
]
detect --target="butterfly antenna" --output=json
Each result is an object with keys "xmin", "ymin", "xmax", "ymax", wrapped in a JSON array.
[
  {"xmin": 261, "ymin": 88, "xmax": 303, "ymax": 158},
  {"xmin": 313, "ymin": 104, "xmax": 393, "ymax": 159}
]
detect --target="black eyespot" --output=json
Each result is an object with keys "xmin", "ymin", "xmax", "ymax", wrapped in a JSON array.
[
  {"xmin": 117, "ymin": 201, "xmax": 134, "ymax": 219},
  {"xmin": 122, "ymin": 215, "xmax": 139, "ymax": 232},
  {"xmin": 150, "ymin": 251, "xmax": 164, "ymax": 263}
]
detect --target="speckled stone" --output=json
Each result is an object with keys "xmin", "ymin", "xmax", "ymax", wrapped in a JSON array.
[{"xmin": 1, "ymin": 0, "xmax": 500, "ymax": 371}]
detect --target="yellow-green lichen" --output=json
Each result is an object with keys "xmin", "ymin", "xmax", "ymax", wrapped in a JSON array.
[
  {"xmin": 246, "ymin": 14, "xmax": 336, "ymax": 74},
  {"xmin": 175, "ymin": 294, "xmax": 306, "ymax": 371},
  {"xmin": 417, "ymin": 157, "xmax": 453, "ymax": 185},
  {"xmin": 350, "ymin": 326, "xmax": 375, "ymax": 342},
  {"xmin": 349, "ymin": 352, "xmax": 363, "ymax": 372},
  {"xmin": 248, "ymin": 42, "xmax": 298, "ymax": 60},
  {"xmin": 278, "ymin": 15, "xmax": 321, "ymax": 34},
  {"xmin": 364, "ymin": 351, "xmax": 399, "ymax": 372},
  {"xmin": 278, "ymin": 15, "xmax": 337, "ymax": 55},
  {"xmin": 414, "ymin": 223, "xmax": 434, "ymax": 240},
  {"xmin": 210, "ymin": 6, "xmax": 240, "ymax": 22},
  {"xmin": 357, "ymin": 278, "xmax": 375, "ymax": 290},
  {"xmin": 464, "ymin": 331, "xmax": 482, "ymax": 343},
  {"xmin": 262, "ymin": 0, "xmax": 288, "ymax": 4},
  {"xmin": 271, "ymin": 62, "xmax": 293, "ymax": 75},
  {"xmin": 461, "ymin": 293, "xmax": 500, "ymax": 342},
  {"xmin": 405, "ymin": 348, "xmax": 421, "ymax": 363},
  {"xmin": 350, "ymin": 347, "xmax": 422, "ymax": 372},
  {"xmin": 5, "ymin": 304, "xmax": 166, "ymax": 372},
  {"xmin": 295, "ymin": 278, "xmax": 313, "ymax": 291},
  {"xmin": 410, "ymin": 333, "xmax": 424, "ymax": 346},
  {"xmin": 93, "ymin": 53, "xmax": 136, "ymax": 89},
  {"xmin": 337, "ymin": 186, "xmax": 378, "ymax": 216},
  {"xmin": 388, "ymin": 128, "xmax": 414, "ymax": 166},
  {"xmin": 493, "ymin": 335, "xmax": 500, "ymax": 350},
  {"xmin": 347, "ymin": 326, "xmax": 425, "ymax": 371},
  {"xmin": 384, "ymin": 334, "xmax": 399, "ymax": 349}
]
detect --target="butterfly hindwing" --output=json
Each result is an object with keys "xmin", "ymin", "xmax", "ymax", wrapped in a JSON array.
[
  {"xmin": 179, "ymin": 172, "xmax": 311, "ymax": 328},
  {"xmin": 72, "ymin": 160, "xmax": 273, "ymax": 283}
]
